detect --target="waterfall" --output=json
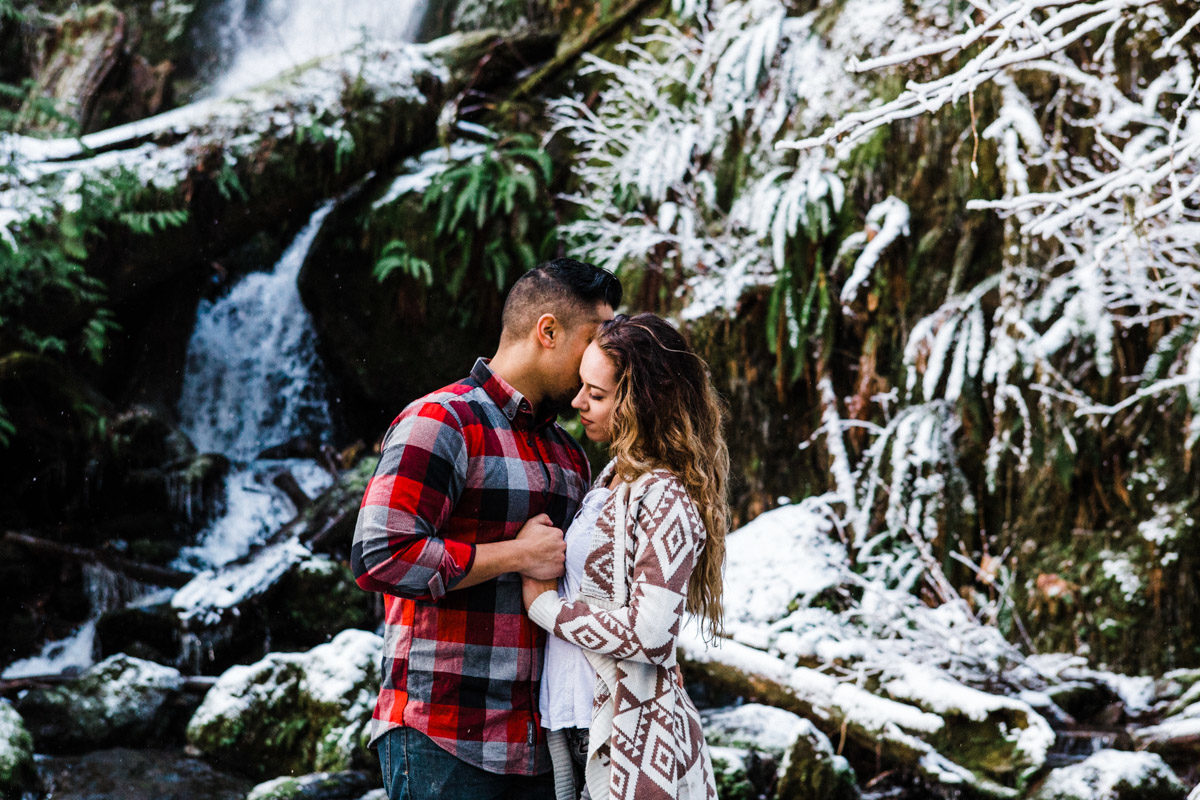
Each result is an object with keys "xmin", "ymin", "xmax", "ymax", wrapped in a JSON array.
[
  {"xmin": 2, "ymin": 203, "xmax": 341, "ymax": 680},
  {"xmin": 209, "ymin": 0, "xmax": 429, "ymax": 98},
  {"xmin": 175, "ymin": 202, "xmax": 339, "ymax": 570},
  {"xmin": 178, "ymin": 203, "xmax": 336, "ymax": 461},
  {"xmin": 0, "ymin": 565, "xmax": 151, "ymax": 679}
]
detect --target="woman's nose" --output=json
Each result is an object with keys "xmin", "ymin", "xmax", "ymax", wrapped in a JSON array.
[{"xmin": 571, "ymin": 386, "xmax": 586, "ymax": 410}]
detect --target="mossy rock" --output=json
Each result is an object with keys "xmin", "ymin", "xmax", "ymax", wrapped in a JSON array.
[
  {"xmin": 0, "ymin": 700, "xmax": 37, "ymax": 800},
  {"xmin": 186, "ymin": 629, "xmax": 383, "ymax": 778},
  {"xmin": 245, "ymin": 770, "xmax": 376, "ymax": 800},
  {"xmin": 703, "ymin": 704, "xmax": 860, "ymax": 800},
  {"xmin": 1030, "ymin": 750, "xmax": 1185, "ymax": 800},
  {"xmin": 264, "ymin": 556, "xmax": 375, "ymax": 651},
  {"xmin": 13, "ymin": 654, "xmax": 185, "ymax": 752},
  {"xmin": 709, "ymin": 747, "xmax": 762, "ymax": 800},
  {"xmin": 776, "ymin": 724, "xmax": 860, "ymax": 800}
]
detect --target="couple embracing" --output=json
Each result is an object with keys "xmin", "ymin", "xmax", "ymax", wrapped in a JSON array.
[{"xmin": 352, "ymin": 258, "xmax": 728, "ymax": 800}]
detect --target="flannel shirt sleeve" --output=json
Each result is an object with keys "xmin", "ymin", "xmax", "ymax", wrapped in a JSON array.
[
  {"xmin": 528, "ymin": 479, "xmax": 701, "ymax": 665},
  {"xmin": 351, "ymin": 401, "xmax": 475, "ymax": 601}
]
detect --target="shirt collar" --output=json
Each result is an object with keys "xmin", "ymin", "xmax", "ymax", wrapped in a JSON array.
[{"xmin": 471, "ymin": 358, "xmax": 557, "ymax": 429}]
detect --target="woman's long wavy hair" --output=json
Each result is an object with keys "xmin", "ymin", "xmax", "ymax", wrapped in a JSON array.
[{"xmin": 595, "ymin": 313, "xmax": 730, "ymax": 640}]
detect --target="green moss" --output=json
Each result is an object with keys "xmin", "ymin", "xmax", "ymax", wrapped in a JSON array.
[
  {"xmin": 711, "ymin": 754, "xmax": 757, "ymax": 800},
  {"xmin": 0, "ymin": 701, "xmax": 36, "ymax": 797}
]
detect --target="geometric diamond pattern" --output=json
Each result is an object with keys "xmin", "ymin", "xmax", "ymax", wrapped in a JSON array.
[{"xmin": 532, "ymin": 469, "xmax": 717, "ymax": 800}]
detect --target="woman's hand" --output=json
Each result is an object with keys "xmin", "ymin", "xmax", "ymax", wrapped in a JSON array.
[{"xmin": 522, "ymin": 574, "xmax": 558, "ymax": 610}]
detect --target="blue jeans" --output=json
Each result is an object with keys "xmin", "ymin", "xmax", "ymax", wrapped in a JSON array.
[{"xmin": 376, "ymin": 727, "xmax": 555, "ymax": 800}]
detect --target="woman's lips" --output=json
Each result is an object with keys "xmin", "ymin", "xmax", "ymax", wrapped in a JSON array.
[{"xmin": 580, "ymin": 417, "xmax": 592, "ymax": 426}]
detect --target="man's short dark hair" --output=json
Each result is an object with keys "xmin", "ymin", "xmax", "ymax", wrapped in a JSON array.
[{"xmin": 500, "ymin": 258, "xmax": 622, "ymax": 340}]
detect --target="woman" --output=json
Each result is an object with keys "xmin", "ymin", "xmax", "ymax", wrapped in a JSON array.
[{"xmin": 520, "ymin": 313, "xmax": 729, "ymax": 800}]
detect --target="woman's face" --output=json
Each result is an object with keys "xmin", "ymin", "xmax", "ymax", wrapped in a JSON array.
[{"xmin": 572, "ymin": 342, "xmax": 618, "ymax": 442}]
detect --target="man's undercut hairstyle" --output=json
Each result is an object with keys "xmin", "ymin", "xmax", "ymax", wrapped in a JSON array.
[{"xmin": 500, "ymin": 258, "xmax": 622, "ymax": 341}]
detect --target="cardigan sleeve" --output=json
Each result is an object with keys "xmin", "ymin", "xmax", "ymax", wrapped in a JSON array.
[{"xmin": 528, "ymin": 477, "xmax": 704, "ymax": 665}]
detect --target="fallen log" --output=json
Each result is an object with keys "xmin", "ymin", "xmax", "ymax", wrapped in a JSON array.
[
  {"xmin": 0, "ymin": 673, "xmax": 215, "ymax": 696},
  {"xmin": 3, "ymin": 530, "xmax": 193, "ymax": 588},
  {"xmin": 272, "ymin": 471, "xmax": 314, "ymax": 512},
  {"xmin": 3, "ymin": 28, "xmax": 561, "ymax": 305},
  {"xmin": 677, "ymin": 632, "xmax": 1052, "ymax": 799}
]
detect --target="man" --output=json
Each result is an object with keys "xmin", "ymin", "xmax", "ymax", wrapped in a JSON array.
[{"xmin": 352, "ymin": 258, "xmax": 622, "ymax": 800}]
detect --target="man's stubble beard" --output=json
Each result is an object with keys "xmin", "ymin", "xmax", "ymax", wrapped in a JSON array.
[{"xmin": 542, "ymin": 384, "xmax": 581, "ymax": 421}]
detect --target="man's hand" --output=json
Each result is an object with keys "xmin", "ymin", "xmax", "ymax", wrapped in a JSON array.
[{"xmin": 515, "ymin": 513, "xmax": 566, "ymax": 580}]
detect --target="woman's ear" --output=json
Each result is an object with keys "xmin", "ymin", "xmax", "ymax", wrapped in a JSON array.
[{"xmin": 534, "ymin": 313, "xmax": 557, "ymax": 348}]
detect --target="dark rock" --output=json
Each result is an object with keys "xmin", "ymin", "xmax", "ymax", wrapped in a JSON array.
[
  {"xmin": 97, "ymin": 595, "xmax": 181, "ymax": 665},
  {"xmin": 777, "ymin": 725, "xmax": 860, "ymax": 800},
  {"xmin": 264, "ymin": 556, "xmax": 375, "ymax": 653},
  {"xmin": 108, "ymin": 405, "xmax": 195, "ymax": 468},
  {"xmin": 13, "ymin": 654, "xmax": 186, "ymax": 752},
  {"xmin": 33, "ymin": 747, "xmax": 254, "ymax": 800},
  {"xmin": 245, "ymin": 770, "xmax": 377, "ymax": 800},
  {"xmin": 298, "ymin": 180, "xmax": 505, "ymax": 436}
]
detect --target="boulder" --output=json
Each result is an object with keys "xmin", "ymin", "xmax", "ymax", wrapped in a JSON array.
[
  {"xmin": 97, "ymin": 590, "xmax": 182, "ymax": 665},
  {"xmin": 245, "ymin": 771, "xmax": 377, "ymax": 800},
  {"xmin": 0, "ymin": 700, "xmax": 36, "ymax": 800},
  {"xmin": 702, "ymin": 703, "xmax": 858, "ymax": 800},
  {"xmin": 13, "ymin": 654, "xmax": 186, "ymax": 752},
  {"xmin": 1030, "ymin": 750, "xmax": 1185, "ymax": 800},
  {"xmin": 32, "ymin": 746, "xmax": 253, "ymax": 800},
  {"xmin": 264, "ymin": 556, "xmax": 375, "ymax": 652},
  {"xmin": 708, "ymin": 746, "xmax": 765, "ymax": 800},
  {"xmin": 186, "ymin": 628, "xmax": 382, "ymax": 778}
]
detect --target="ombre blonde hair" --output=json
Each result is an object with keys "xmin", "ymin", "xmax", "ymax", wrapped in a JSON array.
[{"xmin": 594, "ymin": 313, "xmax": 730, "ymax": 640}]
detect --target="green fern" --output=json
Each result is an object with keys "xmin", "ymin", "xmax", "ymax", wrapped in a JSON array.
[
  {"xmin": 374, "ymin": 130, "xmax": 556, "ymax": 301},
  {"xmin": 119, "ymin": 208, "xmax": 190, "ymax": 235},
  {"xmin": 373, "ymin": 240, "xmax": 433, "ymax": 285}
]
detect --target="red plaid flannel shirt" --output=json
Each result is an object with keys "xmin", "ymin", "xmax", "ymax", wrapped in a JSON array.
[{"xmin": 352, "ymin": 358, "xmax": 590, "ymax": 775}]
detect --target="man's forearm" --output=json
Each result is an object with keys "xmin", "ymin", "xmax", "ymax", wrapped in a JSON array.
[
  {"xmin": 453, "ymin": 527, "xmax": 565, "ymax": 590},
  {"xmin": 452, "ymin": 540, "xmax": 529, "ymax": 590}
]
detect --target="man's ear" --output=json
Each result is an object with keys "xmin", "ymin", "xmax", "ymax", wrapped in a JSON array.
[{"xmin": 534, "ymin": 313, "xmax": 557, "ymax": 349}]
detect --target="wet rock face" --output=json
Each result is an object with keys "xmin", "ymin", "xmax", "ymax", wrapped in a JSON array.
[
  {"xmin": 13, "ymin": 654, "xmax": 186, "ymax": 752},
  {"xmin": 1030, "ymin": 749, "xmax": 1186, "ymax": 800},
  {"xmin": 0, "ymin": 700, "xmax": 37, "ymax": 799},
  {"xmin": 298, "ymin": 185, "xmax": 504, "ymax": 435},
  {"xmin": 186, "ymin": 628, "xmax": 382, "ymax": 778}
]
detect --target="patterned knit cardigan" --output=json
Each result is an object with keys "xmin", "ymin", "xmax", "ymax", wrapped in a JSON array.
[{"xmin": 528, "ymin": 466, "xmax": 717, "ymax": 800}]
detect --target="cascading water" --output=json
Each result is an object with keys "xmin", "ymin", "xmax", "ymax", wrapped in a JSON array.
[
  {"xmin": 1, "ymin": 565, "xmax": 152, "ymax": 679},
  {"xmin": 1, "ymin": 204, "xmax": 341, "ymax": 680},
  {"xmin": 209, "ymin": 0, "xmax": 428, "ymax": 97},
  {"xmin": 174, "ymin": 202, "xmax": 339, "ymax": 570},
  {"xmin": 4, "ymin": 0, "xmax": 425, "ymax": 689}
]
